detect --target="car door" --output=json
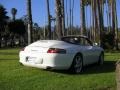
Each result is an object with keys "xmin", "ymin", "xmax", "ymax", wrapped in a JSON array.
[{"xmin": 79, "ymin": 37, "xmax": 96, "ymax": 65}]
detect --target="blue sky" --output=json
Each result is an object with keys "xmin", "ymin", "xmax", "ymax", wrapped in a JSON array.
[{"xmin": 0, "ymin": 0, "xmax": 120, "ymax": 27}]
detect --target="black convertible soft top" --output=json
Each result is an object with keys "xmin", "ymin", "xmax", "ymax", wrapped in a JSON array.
[{"xmin": 61, "ymin": 35, "xmax": 93, "ymax": 45}]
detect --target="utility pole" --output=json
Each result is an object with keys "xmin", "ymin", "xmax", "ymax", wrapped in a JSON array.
[
  {"xmin": 55, "ymin": 0, "xmax": 63, "ymax": 39},
  {"xmin": 46, "ymin": 0, "xmax": 51, "ymax": 39}
]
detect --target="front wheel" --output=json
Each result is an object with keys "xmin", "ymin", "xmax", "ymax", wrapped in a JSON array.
[{"xmin": 70, "ymin": 54, "xmax": 83, "ymax": 74}]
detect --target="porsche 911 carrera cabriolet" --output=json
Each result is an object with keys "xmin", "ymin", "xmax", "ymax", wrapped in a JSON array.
[{"xmin": 19, "ymin": 36, "xmax": 104, "ymax": 73}]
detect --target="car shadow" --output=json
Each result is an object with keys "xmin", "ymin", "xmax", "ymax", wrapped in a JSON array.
[
  {"xmin": 82, "ymin": 61, "xmax": 116, "ymax": 74},
  {"xmin": 49, "ymin": 61, "xmax": 116, "ymax": 75}
]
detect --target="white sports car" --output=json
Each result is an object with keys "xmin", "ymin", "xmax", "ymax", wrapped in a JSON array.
[{"xmin": 19, "ymin": 36, "xmax": 104, "ymax": 73}]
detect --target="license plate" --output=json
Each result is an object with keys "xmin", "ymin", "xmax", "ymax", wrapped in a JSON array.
[{"xmin": 26, "ymin": 56, "xmax": 36, "ymax": 62}]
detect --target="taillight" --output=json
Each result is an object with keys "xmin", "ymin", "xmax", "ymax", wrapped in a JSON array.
[
  {"xmin": 47, "ymin": 48, "xmax": 66, "ymax": 54},
  {"xmin": 20, "ymin": 48, "xmax": 25, "ymax": 51}
]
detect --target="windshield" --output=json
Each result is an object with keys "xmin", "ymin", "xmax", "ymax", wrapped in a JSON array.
[
  {"xmin": 61, "ymin": 36, "xmax": 93, "ymax": 46},
  {"xmin": 61, "ymin": 37, "xmax": 80, "ymax": 44}
]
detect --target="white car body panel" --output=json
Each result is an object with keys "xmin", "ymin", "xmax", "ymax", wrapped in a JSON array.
[{"xmin": 19, "ymin": 37, "xmax": 103, "ymax": 70}]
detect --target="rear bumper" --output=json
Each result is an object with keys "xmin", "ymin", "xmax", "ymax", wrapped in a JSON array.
[
  {"xmin": 19, "ymin": 51, "xmax": 75, "ymax": 70},
  {"xmin": 19, "ymin": 61, "xmax": 67, "ymax": 70}
]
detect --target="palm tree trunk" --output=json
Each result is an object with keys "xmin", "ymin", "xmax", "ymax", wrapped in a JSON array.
[
  {"xmin": 94, "ymin": 0, "xmax": 98, "ymax": 42},
  {"xmin": 108, "ymin": 0, "xmax": 112, "ymax": 32},
  {"xmin": 66, "ymin": 0, "xmax": 69, "ymax": 35},
  {"xmin": 71, "ymin": 0, "xmax": 74, "ymax": 35},
  {"xmin": 11, "ymin": 8, "xmax": 17, "ymax": 21},
  {"xmin": 55, "ymin": 0, "xmax": 63, "ymax": 39},
  {"xmin": 61, "ymin": 0, "xmax": 65, "ymax": 36},
  {"xmin": 97, "ymin": 0, "xmax": 104, "ymax": 47},
  {"xmin": 91, "ymin": 0, "xmax": 95, "ymax": 42},
  {"xmin": 12, "ymin": 14, "xmax": 15, "ymax": 21},
  {"xmin": 80, "ymin": 0, "xmax": 86, "ymax": 36},
  {"xmin": 27, "ymin": 0, "xmax": 33, "ymax": 44},
  {"xmin": 112, "ymin": 0, "xmax": 119, "ymax": 50},
  {"xmin": 46, "ymin": 0, "xmax": 51, "ymax": 39},
  {"xmin": 111, "ymin": 0, "xmax": 116, "ymax": 49},
  {"xmin": 69, "ymin": 0, "xmax": 72, "ymax": 35},
  {"xmin": 90, "ymin": 0, "xmax": 92, "ymax": 40},
  {"xmin": 106, "ymin": 0, "xmax": 110, "ymax": 32}
]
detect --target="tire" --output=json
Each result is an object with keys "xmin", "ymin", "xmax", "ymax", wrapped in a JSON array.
[
  {"xmin": 70, "ymin": 54, "xmax": 83, "ymax": 74},
  {"xmin": 98, "ymin": 53, "xmax": 104, "ymax": 65},
  {"xmin": 19, "ymin": 62, "xmax": 23, "ymax": 66}
]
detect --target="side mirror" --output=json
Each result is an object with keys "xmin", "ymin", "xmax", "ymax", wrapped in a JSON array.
[{"xmin": 93, "ymin": 43, "xmax": 98, "ymax": 46}]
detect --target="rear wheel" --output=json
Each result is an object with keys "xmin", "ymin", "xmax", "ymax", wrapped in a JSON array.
[
  {"xmin": 70, "ymin": 54, "xmax": 83, "ymax": 74},
  {"xmin": 98, "ymin": 53, "xmax": 104, "ymax": 65},
  {"xmin": 19, "ymin": 62, "xmax": 23, "ymax": 66}
]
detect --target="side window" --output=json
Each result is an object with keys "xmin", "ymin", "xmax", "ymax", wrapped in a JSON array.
[{"xmin": 80, "ymin": 38, "xmax": 92, "ymax": 46}]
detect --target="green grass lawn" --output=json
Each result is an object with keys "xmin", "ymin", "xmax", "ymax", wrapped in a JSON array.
[{"xmin": 0, "ymin": 48, "xmax": 119, "ymax": 90}]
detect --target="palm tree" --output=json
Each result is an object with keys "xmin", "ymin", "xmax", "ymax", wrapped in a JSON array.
[
  {"xmin": 90, "ymin": 0, "xmax": 95, "ymax": 42},
  {"xmin": 114, "ymin": 0, "xmax": 119, "ymax": 50},
  {"xmin": 46, "ymin": 0, "xmax": 51, "ymax": 39},
  {"xmin": 111, "ymin": 0, "xmax": 119, "ymax": 50},
  {"xmin": 61, "ymin": 0, "xmax": 65, "ymax": 36},
  {"xmin": 71, "ymin": 0, "xmax": 74, "ymax": 33},
  {"xmin": 93, "ymin": 0, "xmax": 98, "ymax": 43},
  {"xmin": 107, "ymin": 0, "xmax": 112, "ymax": 32},
  {"xmin": 11, "ymin": 8, "xmax": 17, "ymax": 21},
  {"xmin": 97, "ymin": 0, "xmax": 104, "ymax": 47},
  {"xmin": 80, "ymin": 0, "xmax": 86, "ymax": 36},
  {"xmin": 27, "ymin": 0, "xmax": 33, "ymax": 44},
  {"xmin": 69, "ymin": 0, "xmax": 72, "ymax": 35},
  {"xmin": 65, "ymin": 0, "xmax": 69, "ymax": 35},
  {"xmin": 55, "ymin": 0, "xmax": 63, "ymax": 39},
  {"xmin": 69, "ymin": 0, "xmax": 75, "ymax": 35}
]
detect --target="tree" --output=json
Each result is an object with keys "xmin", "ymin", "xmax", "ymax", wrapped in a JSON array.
[
  {"xmin": 27, "ymin": 0, "xmax": 33, "ymax": 44},
  {"xmin": 46, "ymin": 0, "xmax": 51, "ymax": 39},
  {"xmin": 108, "ymin": 0, "xmax": 112, "ymax": 32},
  {"xmin": 69, "ymin": 0, "xmax": 72, "ymax": 35},
  {"xmin": 111, "ymin": 0, "xmax": 119, "ymax": 50},
  {"xmin": 80, "ymin": 0, "xmax": 86, "ymax": 36},
  {"xmin": 21, "ymin": 15, "xmax": 29, "ymax": 25},
  {"xmin": 61, "ymin": 0, "xmax": 65, "ymax": 36},
  {"xmin": 0, "ymin": 4, "xmax": 9, "ymax": 48},
  {"xmin": 55, "ymin": 0, "xmax": 63, "ymax": 39},
  {"xmin": 11, "ymin": 8, "xmax": 17, "ymax": 21},
  {"xmin": 97, "ymin": 0, "xmax": 104, "ymax": 47},
  {"xmin": 33, "ymin": 23, "xmax": 40, "ymax": 40},
  {"xmin": 8, "ymin": 19, "xmax": 26, "ymax": 47},
  {"xmin": 8, "ymin": 20, "xmax": 26, "ymax": 35}
]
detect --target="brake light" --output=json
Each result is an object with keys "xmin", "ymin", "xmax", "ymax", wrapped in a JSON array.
[{"xmin": 47, "ymin": 48, "xmax": 66, "ymax": 54}]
